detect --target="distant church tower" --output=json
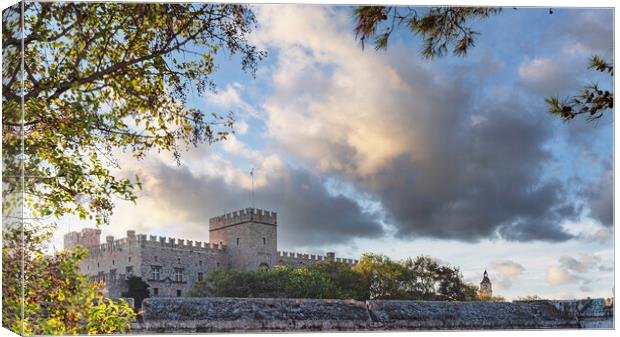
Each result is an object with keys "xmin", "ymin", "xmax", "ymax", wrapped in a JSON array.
[{"xmin": 479, "ymin": 270, "xmax": 492, "ymax": 297}]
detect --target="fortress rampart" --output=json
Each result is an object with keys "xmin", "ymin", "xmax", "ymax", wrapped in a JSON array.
[
  {"xmin": 277, "ymin": 251, "xmax": 358, "ymax": 265},
  {"xmin": 85, "ymin": 231, "xmax": 227, "ymax": 258}
]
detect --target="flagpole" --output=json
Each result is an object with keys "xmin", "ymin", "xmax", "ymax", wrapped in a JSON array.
[{"xmin": 250, "ymin": 167, "xmax": 255, "ymax": 209}]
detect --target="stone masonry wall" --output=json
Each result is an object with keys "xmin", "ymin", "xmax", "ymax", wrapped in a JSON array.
[{"xmin": 132, "ymin": 297, "xmax": 613, "ymax": 333}]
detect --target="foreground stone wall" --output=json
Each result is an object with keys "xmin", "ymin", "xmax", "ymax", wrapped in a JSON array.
[{"xmin": 131, "ymin": 297, "xmax": 613, "ymax": 333}]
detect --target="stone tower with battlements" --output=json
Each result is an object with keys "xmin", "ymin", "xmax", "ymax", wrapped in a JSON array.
[
  {"xmin": 64, "ymin": 228, "xmax": 101, "ymax": 250},
  {"xmin": 209, "ymin": 207, "xmax": 277, "ymax": 271}
]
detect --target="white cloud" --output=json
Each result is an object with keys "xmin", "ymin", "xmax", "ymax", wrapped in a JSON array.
[
  {"xmin": 490, "ymin": 260, "xmax": 526, "ymax": 290},
  {"xmin": 235, "ymin": 119, "xmax": 249, "ymax": 134},
  {"xmin": 204, "ymin": 82, "xmax": 259, "ymax": 118},
  {"xmin": 546, "ymin": 265, "xmax": 577, "ymax": 286}
]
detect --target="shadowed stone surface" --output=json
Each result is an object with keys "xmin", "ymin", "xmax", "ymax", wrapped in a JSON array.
[{"xmin": 132, "ymin": 297, "xmax": 613, "ymax": 332}]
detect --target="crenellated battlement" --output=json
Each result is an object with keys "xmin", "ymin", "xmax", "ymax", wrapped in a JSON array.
[
  {"xmin": 85, "ymin": 230, "xmax": 227, "ymax": 257},
  {"xmin": 209, "ymin": 208, "xmax": 277, "ymax": 230},
  {"xmin": 277, "ymin": 251, "xmax": 358, "ymax": 265}
]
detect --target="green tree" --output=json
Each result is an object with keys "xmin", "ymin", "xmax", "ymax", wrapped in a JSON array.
[
  {"xmin": 353, "ymin": 254, "xmax": 478, "ymax": 301},
  {"xmin": 306, "ymin": 260, "xmax": 369, "ymax": 300},
  {"xmin": 2, "ymin": 2, "xmax": 263, "ymax": 334},
  {"xmin": 121, "ymin": 276, "xmax": 150, "ymax": 311},
  {"xmin": 2, "ymin": 225, "xmax": 136, "ymax": 335},
  {"xmin": 546, "ymin": 55, "xmax": 613, "ymax": 121},
  {"xmin": 353, "ymin": 6, "xmax": 500, "ymax": 58},
  {"xmin": 2, "ymin": 2, "xmax": 264, "ymax": 224}
]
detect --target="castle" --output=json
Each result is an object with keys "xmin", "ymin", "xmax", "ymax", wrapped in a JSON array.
[{"xmin": 64, "ymin": 207, "xmax": 358, "ymax": 298}]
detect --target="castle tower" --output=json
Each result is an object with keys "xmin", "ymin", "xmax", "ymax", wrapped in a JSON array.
[
  {"xmin": 64, "ymin": 228, "xmax": 101, "ymax": 250},
  {"xmin": 209, "ymin": 208, "xmax": 277, "ymax": 271},
  {"xmin": 479, "ymin": 269, "xmax": 492, "ymax": 297}
]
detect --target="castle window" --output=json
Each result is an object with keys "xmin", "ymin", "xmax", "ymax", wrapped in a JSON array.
[
  {"xmin": 153, "ymin": 288, "xmax": 159, "ymax": 295},
  {"xmin": 216, "ymin": 262, "xmax": 220, "ymax": 268},
  {"xmin": 97, "ymin": 262, "xmax": 99, "ymax": 268},
  {"xmin": 219, "ymin": 241, "xmax": 223, "ymax": 246},
  {"xmin": 174, "ymin": 268, "xmax": 184, "ymax": 282},
  {"xmin": 128, "ymin": 256, "xmax": 131, "ymax": 262},
  {"xmin": 177, "ymin": 258, "xmax": 181, "ymax": 264},
  {"xmin": 236, "ymin": 238, "xmax": 240, "ymax": 246},
  {"xmin": 176, "ymin": 290, "xmax": 182, "ymax": 297},
  {"xmin": 110, "ymin": 269, "xmax": 117, "ymax": 281},
  {"xmin": 151, "ymin": 266, "xmax": 161, "ymax": 280},
  {"xmin": 198, "ymin": 272, "xmax": 204, "ymax": 282},
  {"xmin": 112, "ymin": 260, "xmax": 115, "ymax": 265},
  {"xmin": 154, "ymin": 256, "xmax": 158, "ymax": 262},
  {"xmin": 126, "ymin": 266, "xmax": 133, "ymax": 276},
  {"xmin": 263, "ymin": 237, "xmax": 266, "ymax": 245}
]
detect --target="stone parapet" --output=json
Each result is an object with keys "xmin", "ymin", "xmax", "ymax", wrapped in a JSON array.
[
  {"xmin": 209, "ymin": 208, "xmax": 277, "ymax": 230},
  {"xmin": 86, "ymin": 231, "xmax": 226, "ymax": 257},
  {"xmin": 277, "ymin": 251, "xmax": 358, "ymax": 265}
]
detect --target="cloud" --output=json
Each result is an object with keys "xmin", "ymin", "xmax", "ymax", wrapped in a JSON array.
[
  {"xmin": 203, "ymin": 82, "xmax": 259, "ymax": 118},
  {"xmin": 560, "ymin": 10, "xmax": 614, "ymax": 56},
  {"xmin": 253, "ymin": 5, "xmax": 581, "ymax": 243},
  {"xmin": 546, "ymin": 265, "xmax": 577, "ymax": 286},
  {"xmin": 491, "ymin": 260, "xmax": 526, "ymax": 290},
  {"xmin": 517, "ymin": 57, "xmax": 582, "ymax": 96},
  {"xmin": 110, "ymin": 154, "xmax": 384, "ymax": 249},
  {"xmin": 559, "ymin": 254, "xmax": 601, "ymax": 273},
  {"xmin": 582, "ymin": 168, "xmax": 613, "ymax": 227}
]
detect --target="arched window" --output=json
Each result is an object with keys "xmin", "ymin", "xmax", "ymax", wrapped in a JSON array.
[
  {"xmin": 263, "ymin": 237, "xmax": 266, "ymax": 245},
  {"xmin": 258, "ymin": 263, "xmax": 269, "ymax": 270}
]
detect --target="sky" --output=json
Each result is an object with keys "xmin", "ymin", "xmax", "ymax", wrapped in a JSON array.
[{"xmin": 49, "ymin": 5, "xmax": 614, "ymax": 301}]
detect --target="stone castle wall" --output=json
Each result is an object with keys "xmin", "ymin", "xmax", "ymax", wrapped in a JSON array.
[
  {"xmin": 78, "ymin": 230, "xmax": 229, "ymax": 297},
  {"xmin": 132, "ymin": 297, "xmax": 613, "ymax": 332},
  {"xmin": 276, "ymin": 251, "xmax": 358, "ymax": 268}
]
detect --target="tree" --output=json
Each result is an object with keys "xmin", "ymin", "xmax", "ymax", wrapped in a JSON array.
[
  {"xmin": 2, "ymin": 2, "xmax": 264, "ymax": 334},
  {"xmin": 121, "ymin": 276, "xmax": 150, "ymax": 311},
  {"xmin": 353, "ymin": 254, "xmax": 478, "ymax": 301},
  {"xmin": 353, "ymin": 6, "xmax": 500, "ymax": 58},
  {"xmin": 516, "ymin": 295, "xmax": 545, "ymax": 301},
  {"xmin": 306, "ymin": 260, "xmax": 369, "ymax": 300},
  {"xmin": 2, "ymin": 225, "xmax": 136, "ymax": 335},
  {"xmin": 2, "ymin": 2, "xmax": 265, "ymax": 225},
  {"xmin": 546, "ymin": 55, "xmax": 613, "ymax": 122}
]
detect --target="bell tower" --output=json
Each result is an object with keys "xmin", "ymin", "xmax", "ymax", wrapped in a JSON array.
[{"xmin": 479, "ymin": 269, "xmax": 493, "ymax": 297}]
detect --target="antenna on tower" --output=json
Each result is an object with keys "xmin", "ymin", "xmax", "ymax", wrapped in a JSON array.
[{"xmin": 250, "ymin": 167, "xmax": 255, "ymax": 209}]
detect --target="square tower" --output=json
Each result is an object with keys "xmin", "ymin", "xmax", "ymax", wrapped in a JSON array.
[{"xmin": 209, "ymin": 208, "xmax": 277, "ymax": 271}]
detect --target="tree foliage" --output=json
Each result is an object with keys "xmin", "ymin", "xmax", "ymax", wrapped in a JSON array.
[
  {"xmin": 547, "ymin": 55, "xmax": 613, "ymax": 122},
  {"xmin": 189, "ymin": 256, "xmax": 478, "ymax": 301},
  {"xmin": 353, "ymin": 6, "xmax": 500, "ymax": 58},
  {"xmin": 2, "ymin": 225, "xmax": 136, "ymax": 335},
  {"xmin": 2, "ymin": 2, "xmax": 265, "ymax": 225},
  {"xmin": 121, "ymin": 276, "xmax": 150, "ymax": 311},
  {"xmin": 353, "ymin": 254, "xmax": 478, "ymax": 301}
]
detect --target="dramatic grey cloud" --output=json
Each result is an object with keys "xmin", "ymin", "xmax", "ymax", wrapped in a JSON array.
[
  {"xmin": 253, "ymin": 5, "xmax": 591, "ymax": 243},
  {"xmin": 582, "ymin": 167, "xmax": 613, "ymax": 227},
  {"xmin": 129, "ymin": 160, "xmax": 384, "ymax": 249}
]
